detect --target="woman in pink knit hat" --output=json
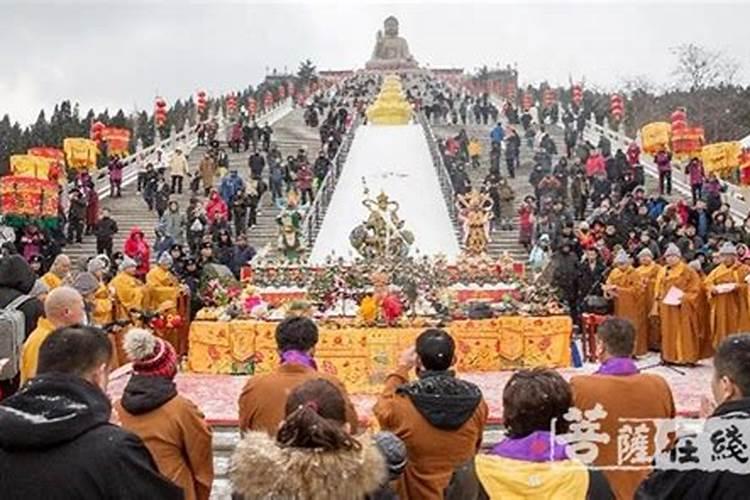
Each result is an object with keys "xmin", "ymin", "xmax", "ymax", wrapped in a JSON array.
[{"xmin": 115, "ymin": 328, "xmax": 214, "ymax": 500}]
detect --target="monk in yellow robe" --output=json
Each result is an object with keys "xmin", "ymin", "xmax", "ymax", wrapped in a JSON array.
[
  {"xmin": 652, "ymin": 243, "xmax": 704, "ymax": 364},
  {"xmin": 704, "ymin": 242, "xmax": 750, "ymax": 348},
  {"xmin": 109, "ymin": 256, "xmax": 146, "ymax": 366},
  {"xmin": 635, "ymin": 248, "xmax": 663, "ymax": 351},
  {"xmin": 20, "ymin": 287, "xmax": 86, "ymax": 383},
  {"xmin": 145, "ymin": 252, "xmax": 182, "ymax": 311},
  {"xmin": 146, "ymin": 253, "xmax": 187, "ymax": 352},
  {"xmin": 87, "ymin": 256, "xmax": 114, "ymax": 327},
  {"xmin": 688, "ymin": 258, "xmax": 713, "ymax": 359},
  {"xmin": 604, "ymin": 249, "xmax": 648, "ymax": 356},
  {"xmin": 40, "ymin": 254, "xmax": 71, "ymax": 290}
]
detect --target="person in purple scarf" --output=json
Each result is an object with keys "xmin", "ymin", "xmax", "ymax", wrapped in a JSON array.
[
  {"xmin": 445, "ymin": 368, "xmax": 613, "ymax": 499},
  {"xmin": 237, "ymin": 316, "xmax": 359, "ymax": 436},
  {"xmin": 571, "ymin": 318, "xmax": 675, "ymax": 499}
]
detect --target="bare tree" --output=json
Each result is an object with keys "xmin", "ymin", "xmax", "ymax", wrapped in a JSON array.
[{"xmin": 670, "ymin": 43, "xmax": 740, "ymax": 90}]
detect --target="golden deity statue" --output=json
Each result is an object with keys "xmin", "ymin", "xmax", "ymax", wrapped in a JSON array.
[{"xmin": 366, "ymin": 16, "xmax": 418, "ymax": 70}]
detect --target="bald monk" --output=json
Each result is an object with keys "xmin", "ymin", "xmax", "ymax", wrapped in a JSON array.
[
  {"xmin": 109, "ymin": 256, "xmax": 147, "ymax": 366},
  {"xmin": 604, "ymin": 249, "xmax": 648, "ymax": 356},
  {"xmin": 635, "ymin": 248, "xmax": 663, "ymax": 350},
  {"xmin": 704, "ymin": 242, "xmax": 750, "ymax": 348},
  {"xmin": 652, "ymin": 243, "xmax": 704, "ymax": 364},
  {"xmin": 40, "ymin": 254, "xmax": 71, "ymax": 290},
  {"xmin": 20, "ymin": 286, "xmax": 86, "ymax": 383},
  {"xmin": 571, "ymin": 318, "xmax": 675, "ymax": 500}
]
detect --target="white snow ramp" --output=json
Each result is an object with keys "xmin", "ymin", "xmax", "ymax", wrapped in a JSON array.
[{"xmin": 310, "ymin": 124, "xmax": 460, "ymax": 263}]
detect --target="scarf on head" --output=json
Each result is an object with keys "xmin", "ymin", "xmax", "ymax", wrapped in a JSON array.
[{"xmin": 280, "ymin": 350, "xmax": 317, "ymax": 370}]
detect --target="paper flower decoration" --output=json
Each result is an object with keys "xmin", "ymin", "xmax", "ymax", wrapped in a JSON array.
[
  {"xmin": 359, "ymin": 295, "xmax": 378, "ymax": 324},
  {"xmin": 381, "ymin": 294, "xmax": 403, "ymax": 323}
]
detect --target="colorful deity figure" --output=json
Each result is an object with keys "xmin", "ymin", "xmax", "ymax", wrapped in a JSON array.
[
  {"xmin": 349, "ymin": 189, "xmax": 414, "ymax": 260},
  {"xmin": 276, "ymin": 190, "xmax": 306, "ymax": 262},
  {"xmin": 456, "ymin": 189, "xmax": 493, "ymax": 256}
]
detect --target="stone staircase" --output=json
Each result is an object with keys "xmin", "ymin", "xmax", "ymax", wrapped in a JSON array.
[
  {"xmin": 432, "ymin": 122, "xmax": 565, "ymax": 261},
  {"xmin": 63, "ymin": 107, "xmax": 320, "ymax": 265}
]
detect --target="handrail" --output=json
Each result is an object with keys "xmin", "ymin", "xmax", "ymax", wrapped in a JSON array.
[
  {"xmin": 416, "ymin": 112, "xmax": 461, "ymax": 236},
  {"xmin": 577, "ymin": 118, "xmax": 749, "ymax": 221},
  {"xmin": 82, "ymin": 97, "xmax": 293, "ymax": 201},
  {"xmin": 300, "ymin": 114, "xmax": 361, "ymax": 247}
]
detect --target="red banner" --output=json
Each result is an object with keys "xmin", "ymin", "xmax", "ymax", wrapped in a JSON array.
[
  {"xmin": 0, "ymin": 176, "xmax": 60, "ymax": 217},
  {"xmin": 101, "ymin": 127, "xmax": 131, "ymax": 156}
]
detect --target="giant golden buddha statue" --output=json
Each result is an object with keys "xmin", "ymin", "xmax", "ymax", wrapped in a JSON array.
[{"xmin": 366, "ymin": 16, "xmax": 418, "ymax": 70}]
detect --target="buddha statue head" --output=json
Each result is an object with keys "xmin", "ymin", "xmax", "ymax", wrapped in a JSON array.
[{"xmin": 384, "ymin": 16, "xmax": 399, "ymax": 37}]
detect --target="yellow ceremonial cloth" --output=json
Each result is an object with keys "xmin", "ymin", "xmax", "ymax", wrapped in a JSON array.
[{"xmin": 187, "ymin": 317, "xmax": 572, "ymax": 394}]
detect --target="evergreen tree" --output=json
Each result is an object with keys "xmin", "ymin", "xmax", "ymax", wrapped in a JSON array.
[{"xmin": 296, "ymin": 59, "xmax": 318, "ymax": 87}]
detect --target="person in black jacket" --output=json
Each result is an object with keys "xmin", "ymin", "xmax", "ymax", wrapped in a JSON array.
[
  {"xmin": 94, "ymin": 207, "xmax": 118, "ymax": 257},
  {"xmin": 67, "ymin": 189, "xmax": 87, "ymax": 244},
  {"xmin": 0, "ymin": 255, "xmax": 45, "ymax": 397},
  {"xmin": 0, "ymin": 325, "xmax": 182, "ymax": 499},
  {"xmin": 637, "ymin": 334, "xmax": 750, "ymax": 500},
  {"xmin": 248, "ymin": 150, "xmax": 266, "ymax": 181}
]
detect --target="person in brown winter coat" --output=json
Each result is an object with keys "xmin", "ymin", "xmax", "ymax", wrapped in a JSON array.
[
  {"xmin": 198, "ymin": 153, "xmax": 217, "ymax": 197},
  {"xmin": 115, "ymin": 328, "xmax": 214, "ymax": 500},
  {"xmin": 570, "ymin": 318, "xmax": 675, "ymax": 500},
  {"xmin": 231, "ymin": 378, "xmax": 389, "ymax": 500},
  {"xmin": 374, "ymin": 328, "xmax": 488, "ymax": 499},
  {"xmin": 238, "ymin": 316, "xmax": 359, "ymax": 435}
]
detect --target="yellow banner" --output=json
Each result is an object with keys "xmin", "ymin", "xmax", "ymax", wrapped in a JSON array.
[
  {"xmin": 640, "ymin": 122, "xmax": 671, "ymax": 155},
  {"xmin": 187, "ymin": 317, "xmax": 572, "ymax": 393},
  {"xmin": 702, "ymin": 141, "xmax": 742, "ymax": 174},
  {"xmin": 63, "ymin": 137, "xmax": 99, "ymax": 170}
]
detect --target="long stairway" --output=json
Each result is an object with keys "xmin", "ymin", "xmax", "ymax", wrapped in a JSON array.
[
  {"xmin": 433, "ymin": 121, "xmax": 566, "ymax": 261},
  {"xmin": 63, "ymin": 107, "xmax": 320, "ymax": 265}
]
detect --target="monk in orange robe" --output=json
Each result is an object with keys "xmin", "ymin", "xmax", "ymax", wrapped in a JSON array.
[
  {"xmin": 688, "ymin": 258, "xmax": 713, "ymax": 359},
  {"xmin": 109, "ymin": 256, "xmax": 147, "ymax": 367},
  {"xmin": 704, "ymin": 242, "xmax": 750, "ymax": 349},
  {"xmin": 635, "ymin": 248, "xmax": 663, "ymax": 350},
  {"xmin": 604, "ymin": 249, "xmax": 648, "ymax": 356},
  {"xmin": 652, "ymin": 244, "xmax": 703, "ymax": 364}
]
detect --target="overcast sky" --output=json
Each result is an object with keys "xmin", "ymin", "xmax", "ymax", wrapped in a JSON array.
[{"xmin": 2, "ymin": 1, "xmax": 749, "ymax": 125}]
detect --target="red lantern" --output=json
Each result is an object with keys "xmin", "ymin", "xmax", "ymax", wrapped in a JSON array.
[
  {"xmin": 543, "ymin": 89, "xmax": 557, "ymax": 109},
  {"xmin": 247, "ymin": 97, "xmax": 257, "ymax": 115},
  {"xmin": 522, "ymin": 92, "xmax": 534, "ymax": 111},
  {"xmin": 90, "ymin": 121, "xmax": 106, "ymax": 142},
  {"xmin": 671, "ymin": 107, "xmax": 687, "ymax": 133},
  {"xmin": 610, "ymin": 94, "xmax": 624, "ymax": 120},
  {"xmin": 196, "ymin": 90, "xmax": 207, "ymax": 113},
  {"xmin": 226, "ymin": 94, "xmax": 237, "ymax": 114},
  {"xmin": 154, "ymin": 98, "xmax": 168, "ymax": 127},
  {"xmin": 571, "ymin": 84, "xmax": 583, "ymax": 106},
  {"xmin": 263, "ymin": 90, "xmax": 273, "ymax": 109}
]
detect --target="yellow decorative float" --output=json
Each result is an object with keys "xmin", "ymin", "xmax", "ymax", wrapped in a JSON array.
[
  {"xmin": 640, "ymin": 122, "xmax": 672, "ymax": 155},
  {"xmin": 366, "ymin": 74, "xmax": 412, "ymax": 125}
]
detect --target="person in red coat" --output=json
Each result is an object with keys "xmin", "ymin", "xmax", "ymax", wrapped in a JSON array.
[
  {"xmin": 123, "ymin": 227, "xmax": 151, "ymax": 279},
  {"xmin": 85, "ymin": 182, "xmax": 99, "ymax": 236},
  {"xmin": 205, "ymin": 190, "xmax": 228, "ymax": 225}
]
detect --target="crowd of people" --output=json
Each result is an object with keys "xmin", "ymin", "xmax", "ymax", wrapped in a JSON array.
[{"xmin": 1, "ymin": 276, "xmax": 749, "ymax": 499}]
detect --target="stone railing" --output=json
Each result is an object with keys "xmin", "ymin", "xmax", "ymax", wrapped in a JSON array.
[
  {"xmin": 578, "ymin": 119, "xmax": 750, "ymax": 221},
  {"xmin": 300, "ymin": 114, "xmax": 361, "ymax": 246},
  {"xmin": 84, "ymin": 97, "xmax": 293, "ymax": 201},
  {"xmin": 417, "ymin": 112, "xmax": 461, "ymax": 236}
]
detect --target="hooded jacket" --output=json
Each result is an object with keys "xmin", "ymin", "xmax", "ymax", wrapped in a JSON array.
[
  {"xmin": 0, "ymin": 254, "xmax": 45, "ymax": 338},
  {"xmin": 230, "ymin": 431, "xmax": 387, "ymax": 500},
  {"xmin": 0, "ymin": 372, "xmax": 182, "ymax": 499},
  {"xmin": 116, "ymin": 375, "xmax": 214, "ymax": 500},
  {"xmin": 374, "ymin": 367, "xmax": 488, "ymax": 500}
]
